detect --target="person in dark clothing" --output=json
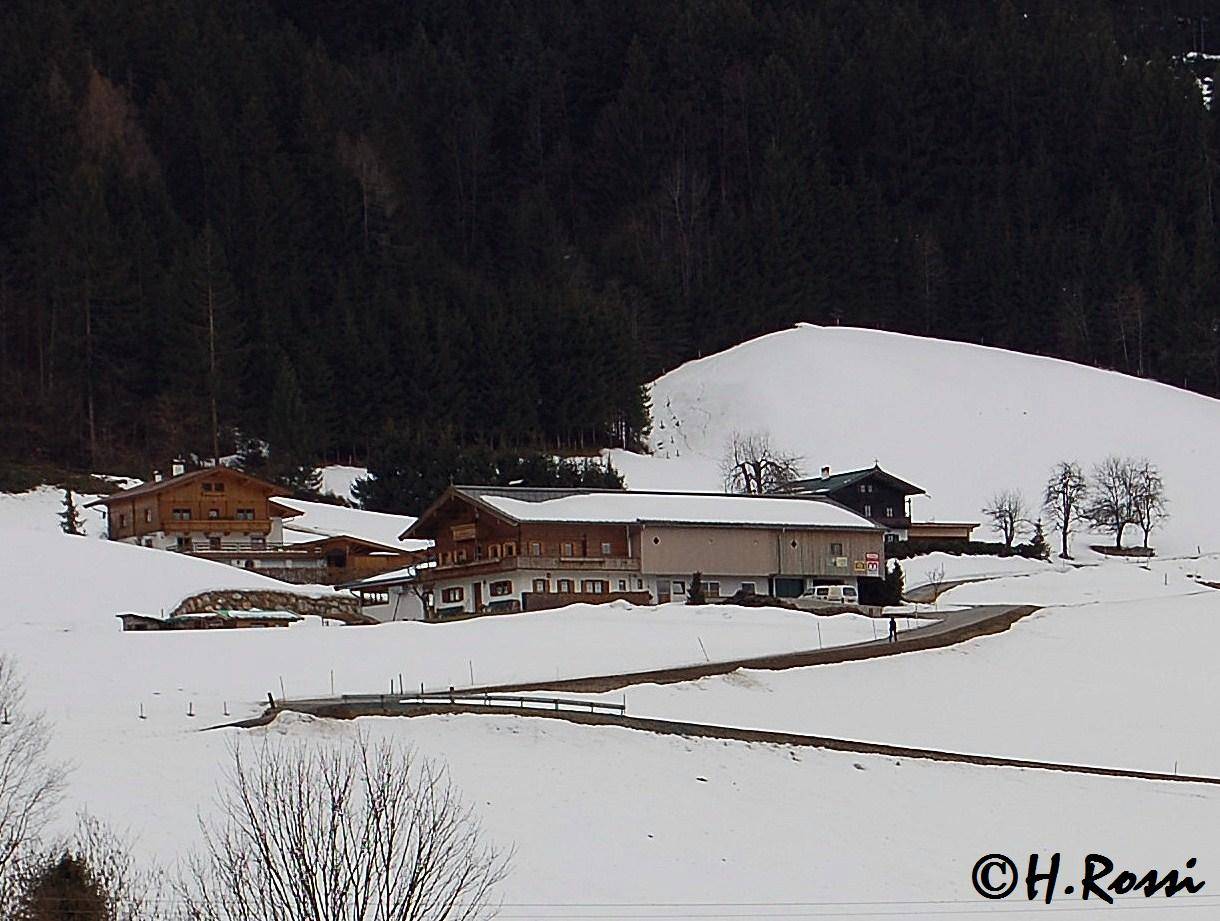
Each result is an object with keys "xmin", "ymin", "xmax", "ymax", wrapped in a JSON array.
[{"xmin": 888, "ymin": 616, "xmax": 897, "ymax": 643}]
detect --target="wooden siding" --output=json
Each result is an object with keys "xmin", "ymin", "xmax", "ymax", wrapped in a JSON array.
[{"xmin": 640, "ymin": 525, "xmax": 883, "ymax": 577}]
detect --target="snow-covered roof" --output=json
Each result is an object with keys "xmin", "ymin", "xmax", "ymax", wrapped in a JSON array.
[
  {"xmin": 414, "ymin": 487, "xmax": 880, "ymax": 533},
  {"xmin": 269, "ymin": 497, "xmax": 430, "ymax": 552}
]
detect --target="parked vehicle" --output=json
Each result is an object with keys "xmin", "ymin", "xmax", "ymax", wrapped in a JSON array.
[{"xmin": 793, "ymin": 583, "xmax": 860, "ymax": 611}]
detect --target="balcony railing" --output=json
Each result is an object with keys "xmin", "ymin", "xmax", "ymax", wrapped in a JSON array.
[{"xmin": 430, "ymin": 555, "xmax": 642, "ymax": 577}]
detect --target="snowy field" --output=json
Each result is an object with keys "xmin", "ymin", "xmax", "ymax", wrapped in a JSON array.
[
  {"xmin": 114, "ymin": 712, "xmax": 1220, "ymax": 919},
  {"xmin": 609, "ymin": 323, "xmax": 1220, "ymax": 556},
  {"xmin": 575, "ymin": 563, "xmax": 1220, "ymax": 776}
]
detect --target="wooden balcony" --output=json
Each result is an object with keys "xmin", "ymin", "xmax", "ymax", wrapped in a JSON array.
[{"xmin": 426, "ymin": 555, "xmax": 641, "ymax": 580}]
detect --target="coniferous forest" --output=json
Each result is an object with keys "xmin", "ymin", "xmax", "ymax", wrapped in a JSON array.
[{"xmin": 3, "ymin": 0, "xmax": 1220, "ymax": 482}]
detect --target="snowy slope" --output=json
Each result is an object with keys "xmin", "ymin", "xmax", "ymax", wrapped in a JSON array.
[
  {"xmin": 611, "ymin": 324, "xmax": 1220, "ymax": 555},
  {"xmin": 318, "ymin": 464, "xmax": 368, "ymax": 502},
  {"xmin": 0, "ymin": 485, "xmax": 109, "ymax": 537}
]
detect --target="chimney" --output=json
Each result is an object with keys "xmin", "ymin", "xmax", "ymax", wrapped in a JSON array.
[
  {"xmin": 153, "ymin": 471, "xmax": 163, "ymax": 483},
  {"xmin": 821, "ymin": 466, "xmax": 831, "ymax": 479},
  {"xmin": 171, "ymin": 460, "xmax": 185, "ymax": 477}
]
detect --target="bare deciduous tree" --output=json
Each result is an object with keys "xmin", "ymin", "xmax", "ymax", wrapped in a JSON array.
[
  {"xmin": 1129, "ymin": 459, "xmax": 1169, "ymax": 550},
  {"xmin": 924, "ymin": 564, "xmax": 946, "ymax": 608},
  {"xmin": 720, "ymin": 431, "xmax": 804, "ymax": 495},
  {"xmin": 181, "ymin": 733, "xmax": 509, "ymax": 921},
  {"xmin": 1084, "ymin": 456, "xmax": 1139, "ymax": 549},
  {"xmin": 981, "ymin": 490, "xmax": 1028, "ymax": 552},
  {"xmin": 1042, "ymin": 461, "xmax": 1088, "ymax": 559},
  {"xmin": 0, "ymin": 658, "xmax": 65, "ymax": 912}
]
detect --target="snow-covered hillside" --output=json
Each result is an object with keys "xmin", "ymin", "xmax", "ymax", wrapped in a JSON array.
[{"xmin": 610, "ymin": 324, "xmax": 1220, "ymax": 555}]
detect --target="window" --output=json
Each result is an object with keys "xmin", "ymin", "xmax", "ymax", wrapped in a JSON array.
[
  {"xmin": 456, "ymin": 548, "xmax": 467, "ymax": 563},
  {"xmin": 636, "ymin": 579, "xmax": 644, "ymax": 590},
  {"xmin": 885, "ymin": 507, "xmax": 894, "ymax": 518},
  {"xmin": 441, "ymin": 551, "xmax": 452, "ymax": 565},
  {"xmin": 830, "ymin": 542, "xmax": 843, "ymax": 556},
  {"xmin": 581, "ymin": 580, "xmax": 609, "ymax": 594},
  {"xmin": 209, "ymin": 536, "xmax": 221, "ymax": 550},
  {"xmin": 208, "ymin": 508, "xmax": 220, "ymax": 520},
  {"xmin": 532, "ymin": 578, "xmax": 549, "ymax": 593},
  {"xmin": 600, "ymin": 542, "xmax": 613, "ymax": 556},
  {"xmin": 618, "ymin": 580, "xmax": 627, "ymax": 591},
  {"xmin": 489, "ymin": 544, "xmax": 501, "ymax": 559},
  {"xmin": 504, "ymin": 542, "xmax": 516, "ymax": 557},
  {"xmin": 143, "ymin": 538, "xmax": 153, "ymax": 547},
  {"xmin": 528, "ymin": 541, "xmax": 541, "ymax": 556},
  {"xmin": 214, "ymin": 482, "xmax": 225, "ymax": 492},
  {"xmin": 672, "ymin": 580, "xmax": 686, "ymax": 595},
  {"xmin": 202, "ymin": 483, "xmax": 213, "ymax": 492},
  {"xmin": 556, "ymin": 578, "xmax": 574, "ymax": 593},
  {"xmin": 251, "ymin": 535, "xmax": 266, "ymax": 549},
  {"xmin": 143, "ymin": 509, "xmax": 151, "ymax": 523},
  {"xmin": 561, "ymin": 542, "xmax": 574, "ymax": 557},
  {"xmin": 863, "ymin": 504, "xmax": 872, "ymax": 518},
  {"xmin": 489, "ymin": 580, "xmax": 513, "ymax": 597},
  {"xmin": 172, "ymin": 508, "xmax": 191, "ymax": 521},
  {"xmin": 741, "ymin": 582, "xmax": 757, "ymax": 595},
  {"xmin": 176, "ymin": 536, "xmax": 189, "ymax": 550},
  {"xmin": 119, "ymin": 513, "xmax": 127, "ymax": 528},
  {"xmin": 701, "ymin": 581, "xmax": 721, "ymax": 597},
  {"xmin": 441, "ymin": 587, "xmax": 464, "ymax": 604},
  {"xmin": 236, "ymin": 508, "xmax": 255, "ymax": 521}
]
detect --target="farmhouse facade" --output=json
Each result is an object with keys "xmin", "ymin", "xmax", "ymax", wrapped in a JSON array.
[
  {"xmin": 395, "ymin": 485, "xmax": 886, "ymax": 618},
  {"xmin": 88, "ymin": 467, "xmax": 425, "ymax": 584}
]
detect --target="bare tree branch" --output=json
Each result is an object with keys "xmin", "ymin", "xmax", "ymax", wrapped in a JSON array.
[
  {"xmin": 1042, "ymin": 461, "xmax": 1088, "ymax": 559},
  {"xmin": 0, "ymin": 657, "xmax": 66, "ymax": 914},
  {"xmin": 180, "ymin": 731, "xmax": 509, "ymax": 921},
  {"xmin": 720, "ymin": 431, "xmax": 804, "ymax": 495},
  {"xmin": 981, "ymin": 489, "xmax": 1028, "ymax": 552}
]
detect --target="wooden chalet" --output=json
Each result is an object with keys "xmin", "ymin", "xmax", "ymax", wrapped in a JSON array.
[
  {"xmin": 88, "ymin": 466, "xmax": 427, "ymax": 584},
  {"xmin": 396, "ymin": 485, "xmax": 885, "ymax": 619}
]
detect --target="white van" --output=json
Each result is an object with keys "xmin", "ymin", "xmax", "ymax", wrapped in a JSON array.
[{"xmin": 796, "ymin": 584, "xmax": 859, "ymax": 608}]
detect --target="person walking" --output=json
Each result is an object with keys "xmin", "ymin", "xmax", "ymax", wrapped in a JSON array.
[{"xmin": 888, "ymin": 616, "xmax": 897, "ymax": 643}]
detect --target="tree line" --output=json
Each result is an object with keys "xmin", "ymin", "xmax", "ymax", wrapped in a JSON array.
[
  {"xmin": 3, "ymin": 0, "xmax": 1220, "ymax": 488},
  {"xmin": 983, "ymin": 456, "xmax": 1169, "ymax": 557}
]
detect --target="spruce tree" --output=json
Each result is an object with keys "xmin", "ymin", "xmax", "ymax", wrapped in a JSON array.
[
  {"xmin": 59, "ymin": 488, "xmax": 84, "ymax": 536},
  {"xmin": 884, "ymin": 560, "xmax": 905, "ymax": 606}
]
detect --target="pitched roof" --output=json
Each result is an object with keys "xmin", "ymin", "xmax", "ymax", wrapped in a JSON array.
[
  {"xmin": 85, "ymin": 466, "xmax": 284, "ymax": 507},
  {"xmin": 269, "ymin": 496, "xmax": 430, "ymax": 551},
  {"xmin": 401, "ymin": 485, "xmax": 881, "ymax": 539},
  {"xmin": 782, "ymin": 465, "xmax": 926, "ymax": 497}
]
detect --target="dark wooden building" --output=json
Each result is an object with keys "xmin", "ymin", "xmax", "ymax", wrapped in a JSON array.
[{"xmin": 780, "ymin": 464, "xmax": 926, "ymax": 542}]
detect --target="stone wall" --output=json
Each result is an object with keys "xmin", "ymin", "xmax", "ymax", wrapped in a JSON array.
[{"xmin": 170, "ymin": 589, "xmax": 372, "ymax": 625}]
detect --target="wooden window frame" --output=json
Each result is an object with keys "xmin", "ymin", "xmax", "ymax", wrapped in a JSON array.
[
  {"xmin": 441, "ymin": 586, "xmax": 465, "ymax": 604},
  {"xmin": 489, "ymin": 580, "xmax": 513, "ymax": 597}
]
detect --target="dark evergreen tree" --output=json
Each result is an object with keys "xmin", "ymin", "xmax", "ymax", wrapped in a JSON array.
[{"xmin": 59, "ymin": 487, "xmax": 84, "ymax": 535}]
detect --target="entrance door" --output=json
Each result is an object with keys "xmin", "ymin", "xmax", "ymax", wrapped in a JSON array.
[{"xmin": 472, "ymin": 582, "xmax": 483, "ymax": 612}]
